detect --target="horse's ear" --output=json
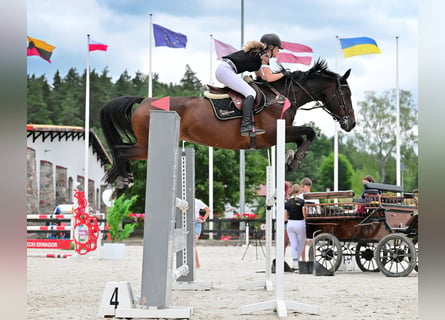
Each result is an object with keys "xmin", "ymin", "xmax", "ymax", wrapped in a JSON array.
[{"xmin": 342, "ymin": 69, "xmax": 351, "ymax": 80}]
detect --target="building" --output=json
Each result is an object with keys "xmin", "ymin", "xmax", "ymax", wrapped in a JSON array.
[{"xmin": 27, "ymin": 124, "xmax": 111, "ymax": 214}]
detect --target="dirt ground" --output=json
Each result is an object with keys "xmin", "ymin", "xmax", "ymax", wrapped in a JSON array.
[{"xmin": 27, "ymin": 242, "xmax": 418, "ymax": 320}]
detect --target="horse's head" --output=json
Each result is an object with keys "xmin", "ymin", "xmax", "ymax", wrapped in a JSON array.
[
  {"xmin": 323, "ymin": 68, "xmax": 356, "ymax": 132},
  {"xmin": 283, "ymin": 59, "xmax": 356, "ymax": 132}
]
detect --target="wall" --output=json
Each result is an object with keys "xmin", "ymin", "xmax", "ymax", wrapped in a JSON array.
[{"xmin": 27, "ymin": 130, "xmax": 109, "ymax": 214}]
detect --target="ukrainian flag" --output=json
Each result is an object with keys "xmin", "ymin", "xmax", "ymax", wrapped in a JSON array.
[{"xmin": 339, "ymin": 37, "xmax": 381, "ymax": 58}]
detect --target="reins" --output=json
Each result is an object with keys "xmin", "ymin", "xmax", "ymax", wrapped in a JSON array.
[{"xmin": 271, "ymin": 71, "xmax": 352, "ymax": 123}]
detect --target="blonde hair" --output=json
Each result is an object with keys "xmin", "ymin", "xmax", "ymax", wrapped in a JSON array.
[
  {"xmin": 289, "ymin": 184, "xmax": 301, "ymax": 197},
  {"xmin": 243, "ymin": 40, "xmax": 265, "ymax": 52}
]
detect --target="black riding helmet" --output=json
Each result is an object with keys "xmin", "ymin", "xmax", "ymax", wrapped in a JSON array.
[{"xmin": 260, "ymin": 33, "xmax": 283, "ymax": 49}]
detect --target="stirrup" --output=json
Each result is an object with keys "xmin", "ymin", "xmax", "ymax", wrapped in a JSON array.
[
  {"xmin": 241, "ymin": 127, "xmax": 265, "ymax": 137},
  {"xmin": 254, "ymin": 128, "xmax": 265, "ymax": 135}
]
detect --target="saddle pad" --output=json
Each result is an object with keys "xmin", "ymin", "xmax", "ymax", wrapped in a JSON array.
[{"xmin": 208, "ymin": 98, "xmax": 265, "ymax": 121}]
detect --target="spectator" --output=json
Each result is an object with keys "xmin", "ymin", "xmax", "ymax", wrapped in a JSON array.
[
  {"xmin": 285, "ymin": 184, "xmax": 307, "ymax": 271},
  {"xmin": 194, "ymin": 198, "xmax": 210, "ymax": 268},
  {"xmin": 298, "ymin": 177, "xmax": 316, "ymax": 261}
]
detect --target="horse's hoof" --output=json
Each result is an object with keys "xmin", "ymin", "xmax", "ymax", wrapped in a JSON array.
[
  {"xmin": 112, "ymin": 186, "xmax": 128, "ymax": 199},
  {"xmin": 289, "ymin": 159, "xmax": 301, "ymax": 171},
  {"xmin": 294, "ymin": 140, "xmax": 312, "ymax": 162},
  {"xmin": 285, "ymin": 150, "xmax": 295, "ymax": 165}
]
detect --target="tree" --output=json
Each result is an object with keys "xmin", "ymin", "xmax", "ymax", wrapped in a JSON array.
[
  {"xmin": 27, "ymin": 74, "xmax": 52, "ymax": 124},
  {"xmin": 318, "ymin": 153, "xmax": 354, "ymax": 191},
  {"xmin": 285, "ymin": 122, "xmax": 332, "ymax": 191},
  {"xmin": 350, "ymin": 90, "xmax": 417, "ymax": 184},
  {"xmin": 179, "ymin": 64, "xmax": 203, "ymax": 95},
  {"xmin": 51, "ymin": 68, "xmax": 84, "ymax": 126}
]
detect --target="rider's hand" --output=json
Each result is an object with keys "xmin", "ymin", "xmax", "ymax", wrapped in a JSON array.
[{"xmin": 282, "ymin": 69, "xmax": 293, "ymax": 77}]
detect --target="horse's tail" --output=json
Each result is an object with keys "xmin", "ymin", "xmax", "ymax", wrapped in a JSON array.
[{"xmin": 100, "ymin": 95, "xmax": 145, "ymax": 185}]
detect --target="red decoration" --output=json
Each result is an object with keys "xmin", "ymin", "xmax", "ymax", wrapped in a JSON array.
[{"xmin": 72, "ymin": 190, "xmax": 101, "ymax": 255}]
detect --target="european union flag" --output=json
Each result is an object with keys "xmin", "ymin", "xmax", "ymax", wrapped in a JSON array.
[{"xmin": 153, "ymin": 24, "xmax": 187, "ymax": 48}]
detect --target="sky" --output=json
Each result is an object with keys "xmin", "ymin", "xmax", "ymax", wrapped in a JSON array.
[{"xmin": 27, "ymin": 0, "xmax": 418, "ymax": 137}]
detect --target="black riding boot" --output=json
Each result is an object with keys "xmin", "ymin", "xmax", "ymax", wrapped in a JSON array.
[{"xmin": 240, "ymin": 95, "xmax": 265, "ymax": 136}]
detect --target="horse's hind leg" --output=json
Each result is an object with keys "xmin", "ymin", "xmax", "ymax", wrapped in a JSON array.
[
  {"xmin": 126, "ymin": 162, "xmax": 134, "ymax": 186},
  {"xmin": 113, "ymin": 141, "xmax": 149, "ymax": 197},
  {"xmin": 112, "ymin": 144, "xmax": 140, "ymax": 198}
]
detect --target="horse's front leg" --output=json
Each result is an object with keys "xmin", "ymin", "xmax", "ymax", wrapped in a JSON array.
[{"xmin": 285, "ymin": 126, "xmax": 316, "ymax": 171}]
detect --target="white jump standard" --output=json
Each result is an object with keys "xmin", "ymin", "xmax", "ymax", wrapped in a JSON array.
[
  {"xmin": 98, "ymin": 111, "xmax": 202, "ymax": 319},
  {"xmin": 239, "ymin": 119, "xmax": 320, "ymax": 318}
]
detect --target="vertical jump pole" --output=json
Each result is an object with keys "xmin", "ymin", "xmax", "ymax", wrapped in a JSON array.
[
  {"xmin": 173, "ymin": 147, "xmax": 212, "ymax": 290},
  {"xmin": 140, "ymin": 110, "xmax": 180, "ymax": 307},
  {"xmin": 99, "ymin": 111, "xmax": 192, "ymax": 319},
  {"xmin": 175, "ymin": 147, "xmax": 195, "ymax": 283},
  {"xmin": 239, "ymin": 119, "xmax": 319, "ymax": 318}
]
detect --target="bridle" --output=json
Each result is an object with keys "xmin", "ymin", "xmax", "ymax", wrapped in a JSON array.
[{"xmin": 278, "ymin": 73, "xmax": 353, "ymax": 126}]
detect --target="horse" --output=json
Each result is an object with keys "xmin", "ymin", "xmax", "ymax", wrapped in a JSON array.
[{"xmin": 100, "ymin": 59, "xmax": 356, "ymax": 198}]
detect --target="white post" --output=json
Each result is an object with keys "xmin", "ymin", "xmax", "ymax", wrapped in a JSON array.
[
  {"xmin": 239, "ymin": 120, "xmax": 319, "ymax": 317},
  {"xmin": 148, "ymin": 13, "xmax": 153, "ymax": 98},
  {"xmin": 208, "ymin": 34, "xmax": 214, "ymax": 239},
  {"xmin": 84, "ymin": 34, "xmax": 90, "ymax": 203},
  {"xmin": 275, "ymin": 120, "xmax": 286, "ymax": 313},
  {"xmin": 395, "ymin": 36, "xmax": 401, "ymax": 187},
  {"xmin": 334, "ymin": 36, "xmax": 340, "ymax": 192}
]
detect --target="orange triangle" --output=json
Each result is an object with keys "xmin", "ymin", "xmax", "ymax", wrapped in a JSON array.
[{"xmin": 151, "ymin": 96, "xmax": 170, "ymax": 111}]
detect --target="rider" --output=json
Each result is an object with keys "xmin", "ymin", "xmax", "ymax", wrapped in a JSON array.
[{"xmin": 215, "ymin": 33, "xmax": 286, "ymax": 136}]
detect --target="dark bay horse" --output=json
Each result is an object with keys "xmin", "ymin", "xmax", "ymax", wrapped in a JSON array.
[{"xmin": 100, "ymin": 59, "xmax": 356, "ymax": 197}]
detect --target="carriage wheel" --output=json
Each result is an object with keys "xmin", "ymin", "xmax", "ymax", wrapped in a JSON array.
[
  {"xmin": 355, "ymin": 242, "xmax": 380, "ymax": 272},
  {"xmin": 308, "ymin": 233, "xmax": 342, "ymax": 273},
  {"xmin": 374, "ymin": 233, "xmax": 417, "ymax": 277}
]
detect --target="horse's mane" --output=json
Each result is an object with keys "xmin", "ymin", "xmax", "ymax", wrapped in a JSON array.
[
  {"xmin": 279, "ymin": 58, "xmax": 338, "ymax": 82},
  {"xmin": 306, "ymin": 58, "xmax": 338, "ymax": 78}
]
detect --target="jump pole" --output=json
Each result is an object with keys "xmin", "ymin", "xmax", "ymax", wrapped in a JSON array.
[
  {"xmin": 97, "ymin": 111, "xmax": 193, "ymax": 319},
  {"xmin": 239, "ymin": 119, "xmax": 319, "ymax": 318}
]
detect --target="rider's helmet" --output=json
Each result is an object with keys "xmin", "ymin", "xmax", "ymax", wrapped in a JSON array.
[{"xmin": 260, "ymin": 33, "xmax": 283, "ymax": 49}]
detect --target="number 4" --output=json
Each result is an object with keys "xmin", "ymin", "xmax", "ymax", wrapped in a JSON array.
[{"xmin": 109, "ymin": 287, "xmax": 119, "ymax": 309}]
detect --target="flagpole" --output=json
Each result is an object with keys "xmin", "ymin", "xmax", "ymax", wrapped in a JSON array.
[
  {"xmin": 334, "ymin": 36, "xmax": 339, "ymax": 192},
  {"xmin": 395, "ymin": 36, "xmax": 401, "ymax": 187},
  {"xmin": 84, "ymin": 34, "xmax": 90, "ymax": 203},
  {"xmin": 209, "ymin": 34, "xmax": 214, "ymax": 239},
  {"xmin": 239, "ymin": 0, "xmax": 246, "ymax": 229},
  {"xmin": 210, "ymin": 34, "xmax": 214, "ymax": 84},
  {"xmin": 148, "ymin": 13, "xmax": 153, "ymax": 97}
]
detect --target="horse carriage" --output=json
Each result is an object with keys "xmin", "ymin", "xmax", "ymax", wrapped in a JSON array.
[{"xmin": 304, "ymin": 183, "xmax": 418, "ymax": 277}]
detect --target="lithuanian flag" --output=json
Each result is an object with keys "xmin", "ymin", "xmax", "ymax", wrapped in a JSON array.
[{"xmin": 27, "ymin": 36, "xmax": 56, "ymax": 63}]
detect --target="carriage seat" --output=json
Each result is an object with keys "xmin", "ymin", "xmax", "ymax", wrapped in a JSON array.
[
  {"xmin": 364, "ymin": 182, "xmax": 403, "ymax": 193},
  {"xmin": 302, "ymin": 190, "xmax": 355, "ymax": 200}
]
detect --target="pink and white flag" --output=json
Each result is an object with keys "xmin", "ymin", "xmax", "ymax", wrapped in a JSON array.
[
  {"xmin": 277, "ymin": 40, "xmax": 313, "ymax": 66},
  {"xmin": 214, "ymin": 38, "xmax": 237, "ymax": 60}
]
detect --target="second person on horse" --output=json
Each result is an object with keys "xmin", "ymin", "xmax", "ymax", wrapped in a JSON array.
[{"xmin": 215, "ymin": 33, "xmax": 286, "ymax": 136}]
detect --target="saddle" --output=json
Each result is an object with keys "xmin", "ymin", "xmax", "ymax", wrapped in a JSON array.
[{"xmin": 204, "ymin": 78, "xmax": 266, "ymax": 121}]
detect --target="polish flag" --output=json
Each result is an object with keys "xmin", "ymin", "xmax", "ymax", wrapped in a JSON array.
[{"xmin": 89, "ymin": 38, "xmax": 108, "ymax": 52}]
